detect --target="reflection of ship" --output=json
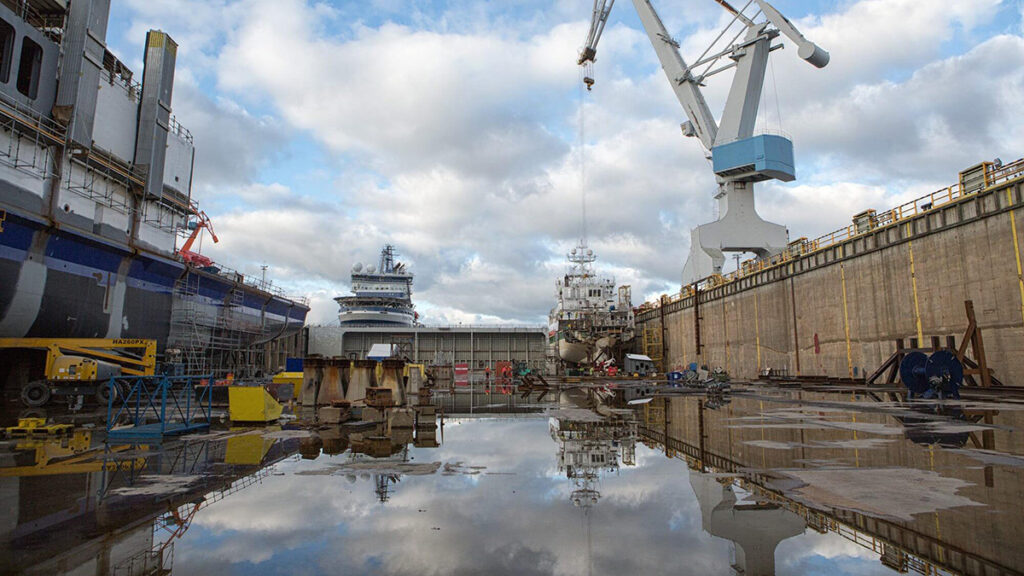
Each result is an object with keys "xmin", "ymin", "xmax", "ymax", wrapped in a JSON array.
[
  {"xmin": 0, "ymin": 1, "xmax": 308, "ymax": 377},
  {"xmin": 335, "ymin": 245, "xmax": 416, "ymax": 326},
  {"xmin": 550, "ymin": 409, "xmax": 637, "ymax": 505},
  {"xmin": 550, "ymin": 407, "xmax": 636, "ymax": 576},
  {"xmin": 548, "ymin": 241, "xmax": 634, "ymax": 366}
]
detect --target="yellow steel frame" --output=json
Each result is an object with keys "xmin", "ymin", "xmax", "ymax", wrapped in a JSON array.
[{"xmin": 0, "ymin": 338, "xmax": 157, "ymax": 377}]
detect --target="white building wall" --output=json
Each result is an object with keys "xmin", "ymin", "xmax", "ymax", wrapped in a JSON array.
[
  {"xmin": 0, "ymin": 130, "xmax": 51, "ymax": 197},
  {"xmin": 93, "ymin": 74, "xmax": 139, "ymax": 163},
  {"xmin": 163, "ymin": 132, "xmax": 193, "ymax": 196},
  {"xmin": 136, "ymin": 217, "xmax": 176, "ymax": 253}
]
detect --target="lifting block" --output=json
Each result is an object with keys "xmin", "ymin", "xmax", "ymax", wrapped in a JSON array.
[{"xmin": 229, "ymin": 386, "xmax": 284, "ymax": 423}]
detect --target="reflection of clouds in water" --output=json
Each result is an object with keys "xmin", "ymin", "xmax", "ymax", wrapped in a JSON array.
[
  {"xmin": 777, "ymin": 531, "xmax": 891, "ymax": 575},
  {"xmin": 174, "ymin": 419, "xmax": 881, "ymax": 575}
]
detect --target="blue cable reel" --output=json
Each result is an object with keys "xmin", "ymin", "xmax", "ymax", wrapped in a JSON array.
[{"xmin": 899, "ymin": 350, "xmax": 963, "ymax": 399}]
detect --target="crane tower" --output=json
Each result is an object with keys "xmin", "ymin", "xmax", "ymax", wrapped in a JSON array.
[{"xmin": 579, "ymin": 0, "xmax": 829, "ymax": 284}]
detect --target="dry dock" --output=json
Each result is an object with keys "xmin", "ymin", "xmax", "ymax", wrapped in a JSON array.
[{"xmin": 635, "ymin": 159, "xmax": 1024, "ymax": 385}]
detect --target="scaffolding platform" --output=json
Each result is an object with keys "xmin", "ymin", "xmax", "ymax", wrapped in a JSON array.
[{"xmin": 106, "ymin": 375, "xmax": 213, "ymax": 441}]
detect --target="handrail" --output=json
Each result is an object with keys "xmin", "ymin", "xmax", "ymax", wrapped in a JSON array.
[
  {"xmin": 168, "ymin": 115, "xmax": 193, "ymax": 145},
  {"xmin": 316, "ymin": 323, "xmax": 547, "ymax": 331},
  {"xmin": 639, "ymin": 157, "xmax": 1024, "ymax": 313}
]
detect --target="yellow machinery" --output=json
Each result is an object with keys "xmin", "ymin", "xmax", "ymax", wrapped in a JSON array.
[
  {"xmin": 228, "ymin": 386, "xmax": 284, "ymax": 423},
  {"xmin": 225, "ymin": 428, "xmax": 277, "ymax": 465},
  {"xmin": 271, "ymin": 371, "xmax": 304, "ymax": 400},
  {"xmin": 0, "ymin": 338, "xmax": 157, "ymax": 407},
  {"xmin": 0, "ymin": 425, "xmax": 147, "ymax": 477},
  {"xmin": 5, "ymin": 417, "xmax": 74, "ymax": 437},
  {"xmin": 404, "ymin": 363, "xmax": 425, "ymax": 380}
]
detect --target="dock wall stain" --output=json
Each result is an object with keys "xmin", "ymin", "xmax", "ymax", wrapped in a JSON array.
[{"xmin": 638, "ymin": 177, "xmax": 1024, "ymax": 385}]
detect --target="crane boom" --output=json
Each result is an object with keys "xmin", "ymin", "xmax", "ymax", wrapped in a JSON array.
[
  {"xmin": 630, "ymin": 0, "xmax": 718, "ymax": 150},
  {"xmin": 578, "ymin": 0, "xmax": 829, "ymax": 284},
  {"xmin": 579, "ymin": 0, "xmax": 616, "ymax": 65}
]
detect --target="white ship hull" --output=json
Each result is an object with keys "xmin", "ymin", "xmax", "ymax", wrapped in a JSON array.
[
  {"xmin": 338, "ymin": 309, "xmax": 414, "ymax": 326},
  {"xmin": 558, "ymin": 339, "xmax": 590, "ymax": 364}
]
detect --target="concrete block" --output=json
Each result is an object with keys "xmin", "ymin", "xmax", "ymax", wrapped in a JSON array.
[
  {"xmin": 362, "ymin": 406, "xmax": 383, "ymax": 423},
  {"xmin": 319, "ymin": 406, "xmax": 345, "ymax": 424},
  {"xmin": 390, "ymin": 408, "xmax": 415, "ymax": 429}
]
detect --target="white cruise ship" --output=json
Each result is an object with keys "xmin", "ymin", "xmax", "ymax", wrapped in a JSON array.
[{"xmin": 336, "ymin": 245, "xmax": 416, "ymax": 326}]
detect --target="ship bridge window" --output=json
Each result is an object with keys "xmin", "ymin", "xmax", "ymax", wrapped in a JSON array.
[
  {"xmin": 0, "ymin": 19, "xmax": 13, "ymax": 83},
  {"xmin": 16, "ymin": 37, "xmax": 42, "ymax": 99}
]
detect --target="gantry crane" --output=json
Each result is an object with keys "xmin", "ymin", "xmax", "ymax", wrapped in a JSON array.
[{"xmin": 579, "ymin": 0, "xmax": 829, "ymax": 284}]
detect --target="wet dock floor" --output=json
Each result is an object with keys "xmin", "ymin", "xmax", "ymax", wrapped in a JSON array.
[{"xmin": 1, "ymin": 384, "xmax": 1022, "ymax": 575}]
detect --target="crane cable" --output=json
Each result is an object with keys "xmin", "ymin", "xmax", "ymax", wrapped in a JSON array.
[{"xmin": 578, "ymin": 66, "xmax": 588, "ymax": 247}]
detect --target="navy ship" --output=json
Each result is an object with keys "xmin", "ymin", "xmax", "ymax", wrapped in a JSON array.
[{"xmin": 0, "ymin": 0, "xmax": 308, "ymax": 377}]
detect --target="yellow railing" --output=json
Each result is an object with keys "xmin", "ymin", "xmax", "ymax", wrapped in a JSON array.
[{"xmin": 640, "ymin": 157, "xmax": 1024, "ymax": 313}]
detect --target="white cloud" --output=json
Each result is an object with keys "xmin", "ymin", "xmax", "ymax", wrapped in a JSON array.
[{"xmin": 114, "ymin": 0, "xmax": 1023, "ymax": 323}]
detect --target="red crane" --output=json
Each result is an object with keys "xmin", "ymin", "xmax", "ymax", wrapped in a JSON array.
[{"xmin": 178, "ymin": 210, "xmax": 219, "ymax": 267}]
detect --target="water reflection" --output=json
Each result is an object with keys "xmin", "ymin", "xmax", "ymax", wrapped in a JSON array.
[
  {"xmin": 1, "ymin": 386, "xmax": 1022, "ymax": 575},
  {"xmin": 639, "ymin": 391, "xmax": 1024, "ymax": 575}
]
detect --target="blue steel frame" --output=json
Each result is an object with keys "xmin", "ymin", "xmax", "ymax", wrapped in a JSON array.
[{"xmin": 106, "ymin": 375, "xmax": 214, "ymax": 440}]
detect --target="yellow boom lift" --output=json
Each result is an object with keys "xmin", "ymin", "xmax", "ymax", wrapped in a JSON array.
[{"xmin": 0, "ymin": 338, "xmax": 156, "ymax": 407}]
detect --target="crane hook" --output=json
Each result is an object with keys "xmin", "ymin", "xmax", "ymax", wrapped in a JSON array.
[{"xmin": 582, "ymin": 61, "xmax": 595, "ymax": 91}]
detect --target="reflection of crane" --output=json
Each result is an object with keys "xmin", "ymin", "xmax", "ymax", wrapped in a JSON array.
[
  {"xmin": 178, "ymin": 209, "xmax": 219, "ymax": 267},
  {"xmin": 579, "ymin": 0, "xmax": 829, "ymax": 284},
  {"xmin": 690, "ymin": 470, "xmax": 805, "ymax": 575}
]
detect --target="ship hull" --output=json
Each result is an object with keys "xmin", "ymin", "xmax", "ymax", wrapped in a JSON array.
[
  {"xmin": 337, "ymin": 308, "xmax": 414, "ymax": 326},
  {"xmin": 0, "ymin": 209, "xmax": 308, "ymax": 352},
  {"xmin": 557, "ymin": 338, "xmax": 590, "ymax": 364}
]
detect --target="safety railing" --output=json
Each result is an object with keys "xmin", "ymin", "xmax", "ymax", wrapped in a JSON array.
[
  {"xmin": 101, "ymin": 67, "xmax": 142, "ymax": 101},
  {"xmin": 168, "ymin": 114, "xmax": 194, "ymax": 145},
  {"xmin": 640, "ymin": 157, "xmax": 1024, "ymax": 313},
  {"xmin": 0, "ymin": 88, "xmax": 67, "ymax": 145}
]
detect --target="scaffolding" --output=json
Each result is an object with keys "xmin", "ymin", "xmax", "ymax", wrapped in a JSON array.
[
  {"xmin": 0, "ymin": 90, "xmax": 61, "ymax": 180},
  {"xmin": 170, "ymin": 272, "xmax": 209, "ymax": 376},
  {"xmin": 169, "ymin": 269, "xmax": 269, "ymax": 379},
  {"xmin": 642, "ymin": 322, "xmax": 663, "ymax": 372}
]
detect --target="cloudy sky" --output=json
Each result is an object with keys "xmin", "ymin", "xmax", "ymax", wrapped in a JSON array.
[{"xmin": 105, "ymin": 0, "xmax": 1024, "ymax": 325}]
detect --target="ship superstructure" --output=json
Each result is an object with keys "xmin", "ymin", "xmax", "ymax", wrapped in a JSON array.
[
  {"xmin": 0, "ymin": 0, "xmax": 308, "ymax": 378},
  {"xmin": 336, "ymin": 245, "xmax": 416, "ymax": 326},
  {"xmin": 548, "ymin": 241, "xmax": 634, "ymax": 365}
]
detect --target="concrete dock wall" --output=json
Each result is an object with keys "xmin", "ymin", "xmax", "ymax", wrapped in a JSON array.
[
  {"xmin": 637, "ymin": 175, "xmax": 1024, "ymax": 385},
  {"xmin": 305, "ymin": 325, "xmax": 548, "ymax": 374}
]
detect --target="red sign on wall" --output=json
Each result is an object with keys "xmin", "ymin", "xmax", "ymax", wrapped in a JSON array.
[{"xmin": 454, "ymin": 363, "xmax": 470, "ymax": 386}]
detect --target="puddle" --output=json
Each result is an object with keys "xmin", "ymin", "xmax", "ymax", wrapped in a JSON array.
[{"xmin": 2, "ymin": 387, "xmax": 1023, "ymax": 575}]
